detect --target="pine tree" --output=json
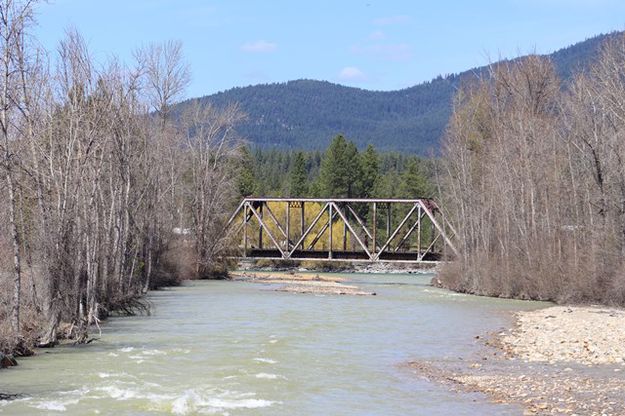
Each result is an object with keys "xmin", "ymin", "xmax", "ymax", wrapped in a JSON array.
[
  {"xmin": 344, "ymin": 140, "xmax": 362, "ymax": 197},
  {"xmin": 289, "ymin": 151, "xmax": 309, "ymax": 196},
  {"xmin": 237, "ymin": 146, "xmax": 258, "ymax": 197},
  {"xmin": 374, "ymin": 171, "xmax": 401, "ymax": 198},
  {"xmin": 318, "ymin": 134, "xmax": 362, "ymax": 197},
  {"xmin": 398, "ymin": 158, "xmax": 432, "ymax": 198},
  {"xmin": 360, "ymin": 144, "xmax": 379, "ymax": 198}
]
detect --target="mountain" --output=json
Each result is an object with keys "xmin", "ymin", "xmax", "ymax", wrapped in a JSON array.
[{"xmin": 179, "ymin": 31, "xmax": 620, "ymax": 155}]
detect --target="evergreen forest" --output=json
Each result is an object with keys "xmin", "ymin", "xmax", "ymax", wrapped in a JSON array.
[{"xmin": 236, "ymin": 135, "xmax": 435, "ymax": 200}]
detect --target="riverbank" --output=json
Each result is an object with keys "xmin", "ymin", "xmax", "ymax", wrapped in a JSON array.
[{"xmin": 410, "ymin": 305, "xmax": 625, "ymax": 415}]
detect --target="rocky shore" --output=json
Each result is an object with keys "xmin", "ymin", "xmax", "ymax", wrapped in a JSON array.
[
  {"xmin": 501, "ymin": 306, "xmax": 625, "ymax": 366},
  {"xmin": 410, "ymin": 305, "xmax": 625, "ymax": 415}
]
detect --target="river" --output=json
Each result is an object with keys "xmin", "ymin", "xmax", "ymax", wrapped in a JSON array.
[{"xmin": 0, "ymin": 272, "xmax": 546, "ymax": 415}]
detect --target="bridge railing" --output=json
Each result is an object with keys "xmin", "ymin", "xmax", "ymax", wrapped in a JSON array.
[{"xmin": 224, "ymin": 198, "xmax": 458, "ymax": 263}]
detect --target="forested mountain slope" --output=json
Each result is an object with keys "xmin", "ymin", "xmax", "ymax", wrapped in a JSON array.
[{"xmin": 179, "ymin": 31, "xmax": 618, "ymax": 154}]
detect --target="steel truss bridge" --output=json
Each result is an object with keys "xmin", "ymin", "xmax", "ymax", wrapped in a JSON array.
[{"xmin": 225, "ymin": 198, "xmax": 458, "ymax": 264}]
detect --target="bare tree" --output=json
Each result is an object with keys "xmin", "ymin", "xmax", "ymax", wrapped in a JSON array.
[
  {"xmin": 0, "ymin": 0, "xmax": 37, "ymax": 347},
  {"xmin": 440, "ymin": 35, "xmax": 625, "ymax": 305},
  {"xmin": 134, "ymin": 40, "xmax": 190, "ymax": 291},
  {"xmin": 181, "ymin": 102, "xmax": 245, "ymax": 277},
  {"xmin": 0, "ymin": 3, "xmax": 244, "ymax": 353}
]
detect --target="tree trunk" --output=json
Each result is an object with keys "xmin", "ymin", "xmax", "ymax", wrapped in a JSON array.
[{"xmin": 6, "ymin": 167, "xmax": 22, "ymax": 337}]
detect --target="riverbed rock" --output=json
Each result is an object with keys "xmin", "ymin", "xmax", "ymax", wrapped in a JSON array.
[
  {"xmin": 410, "ymin": 304, "xmax": 625, "ymax": 416},
  {"xmin": 501, "ymin": 306, "xmax": 625, "ymax": 365},
  {"xmin": 233, "ymin": 271, "xmax": 375, "ymax": 296},
  {"xmin": 276, "ymin": 283, "xmax": 376, "ymax": 296},
  {"xmin": 0, "ymin": 353, "xmax": 18, "ymax": 368}
]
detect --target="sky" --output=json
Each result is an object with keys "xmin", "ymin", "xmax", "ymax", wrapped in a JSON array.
[{"xmin": 34, "ymin": 0, "xmax": 625, "ymax": 98}]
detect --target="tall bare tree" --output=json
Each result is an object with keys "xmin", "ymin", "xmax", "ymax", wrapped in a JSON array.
[
  {"xmin": 181, "ymin": 102, "xmax": 245, "ymax": 277},
  {"xmin": 0, "ymin": 0, "xmax": 37, "ymax": 346},
  {"xmin": 0, "ymin": 3, "xmax": 245, "ymax": 353}
]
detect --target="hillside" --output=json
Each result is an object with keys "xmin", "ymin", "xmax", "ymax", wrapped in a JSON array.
[{"xmin": 179, "ymin": 31, "xmax": 619, "ymax": 155}]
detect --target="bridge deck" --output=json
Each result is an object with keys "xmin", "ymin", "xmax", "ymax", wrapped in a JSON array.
[{"xmin": 241, "ymin": 249, "xmax": 441, "ymax": 263}]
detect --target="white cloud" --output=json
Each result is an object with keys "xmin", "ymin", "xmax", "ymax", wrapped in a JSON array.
[
  {"xmin": 241, "ymin": 40, "xmax": 277, "ymax": 53},
  {"xmin": 369, "ymin": 30, "xmax": 386, "ymax": 41},
  {"xmin": 373, "ymin": 15, "xmax": 410, "ymax": 25},
  {"xmin": 338, "ymin": 66, "xmax": 367, "ymax": 82},
  {"xmin": 351, "ymin": 43, "xmax": 413, "ymax": 61}
]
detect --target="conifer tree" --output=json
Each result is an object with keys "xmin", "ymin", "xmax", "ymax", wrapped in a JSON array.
[
  {"xmin": 289, "ymin": 151, "xmax": 308, "ymax": 196},
  {"xmin": 360, "ymin": 144, "xmax": 380, "ymax": 198},
  {"xmin": 318, "ymin": 134, "xmax": 361, "ymax": 197},
  {"xmin": 398, "ymin": 158, "xmax": 432, "ymax": 198},
  {"xmin": 237, "ymin": 146, "xmax": 258, "ymax": 197}
]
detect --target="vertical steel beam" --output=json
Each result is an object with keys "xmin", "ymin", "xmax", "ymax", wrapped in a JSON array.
[
  {"xmin": 417, "ymin": 206, "xmax": 422, "ymax": 257},
  {"xmin": 286, "ymin": 201, "xmax": 290, "ymax": 252},
  {"xmin": 258, "ymin": 202, "xmax": 263, "ymax": 250},
  {"xmin": 300, "ymin": 202, "xmax": 305, "ymax": 250},
  {"xmin": 328, "ymin": 203, "xmax": 333, "ymax": 259},
  {"xmin": 243, "ymin": 203, "xmax": 248, "ymax": 257},
  {"xmin": 342, "ymin": 204, "xmax": 348, "ymax": 251},
  {"xmin": 372, "ymin": 202, "xmax": 377, "ymax": 254},
  {"xmin": 386, "ymin": 203, "xmax": 392, "ymax": 247}
]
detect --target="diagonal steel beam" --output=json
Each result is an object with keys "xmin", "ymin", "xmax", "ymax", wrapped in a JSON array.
[
  {"xmin": 442, "ymin": 216, "xmax": 458, "ymax": 241},
  {"xmin": 288, "ymin": 203, "xmax": 329, "ymax": 258},
  {"xmin": 375, "ymin": 203, "xmax": 419, "ymax": 260},
  {"xmin": 246, "ymin": 202, "xmax": 286, "ymax": 258},
  {"xmin": 345, "ymin": 204, "xmax": 381, "ymax": 251},
  {"xmin": 419, "ymin": 201, "xmax": 459, "ymax": 257},
  {"xmin": 263, "ymin": 202, "xmax": 295, "ymax": 249},
  {"xmin": 307, "ymin": 210, "xmax": 338, "ymax": 250},
  {"xmin": 394, "ymin": 211, "xmax": 425, "ymax": 253},
  {"xmin": 331, "ymin": 202, "xmax": 373, "ymax": 260},
  {"xmin": 434, "ymin": 203, "xmax": 459, "ymax": 239},
  {"xmin": 419, "ymin": 232, "xmax": 441, "ymax": 261},
  {"xmin": 225, "ymin": 199, "xmax": 246, "ymax": 229}
]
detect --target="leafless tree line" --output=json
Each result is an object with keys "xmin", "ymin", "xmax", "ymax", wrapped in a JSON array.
[
  {"xmin": 440, "ymin": 34, "xmax": 625, "ymax": 305},
  {"xmin": 0, "ymin": 0, "xmax": 243, "ymax": 353}
]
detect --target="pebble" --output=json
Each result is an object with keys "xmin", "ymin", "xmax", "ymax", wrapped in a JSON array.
[{"xmin": 501, "ymin": 306, "xmax": 625, "ymax": 366}]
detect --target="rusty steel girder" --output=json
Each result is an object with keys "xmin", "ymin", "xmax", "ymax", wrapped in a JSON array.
[{"xmin": 225, "ymin": 198, "xmax": 458, "ymax": 264}]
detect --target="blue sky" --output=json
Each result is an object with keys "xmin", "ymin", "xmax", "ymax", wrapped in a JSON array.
[{"xmin": 34, "ymin": 0, "xmax": 625, "ymax": 98}]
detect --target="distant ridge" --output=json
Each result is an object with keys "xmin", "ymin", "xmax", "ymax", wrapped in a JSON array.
[{"xmin": 179, "ymin": 31, "xmax": 621, "ymax": 155}]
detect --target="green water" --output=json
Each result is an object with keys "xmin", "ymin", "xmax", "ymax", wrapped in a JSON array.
[{"xmin": 0, "ymin": 273, "xmax": 546, "ymax": 415}]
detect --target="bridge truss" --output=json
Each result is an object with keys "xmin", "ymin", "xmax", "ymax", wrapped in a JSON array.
[{"xmin": 225, "ymin": 198, "xmax": 458, "ymax": 264}]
